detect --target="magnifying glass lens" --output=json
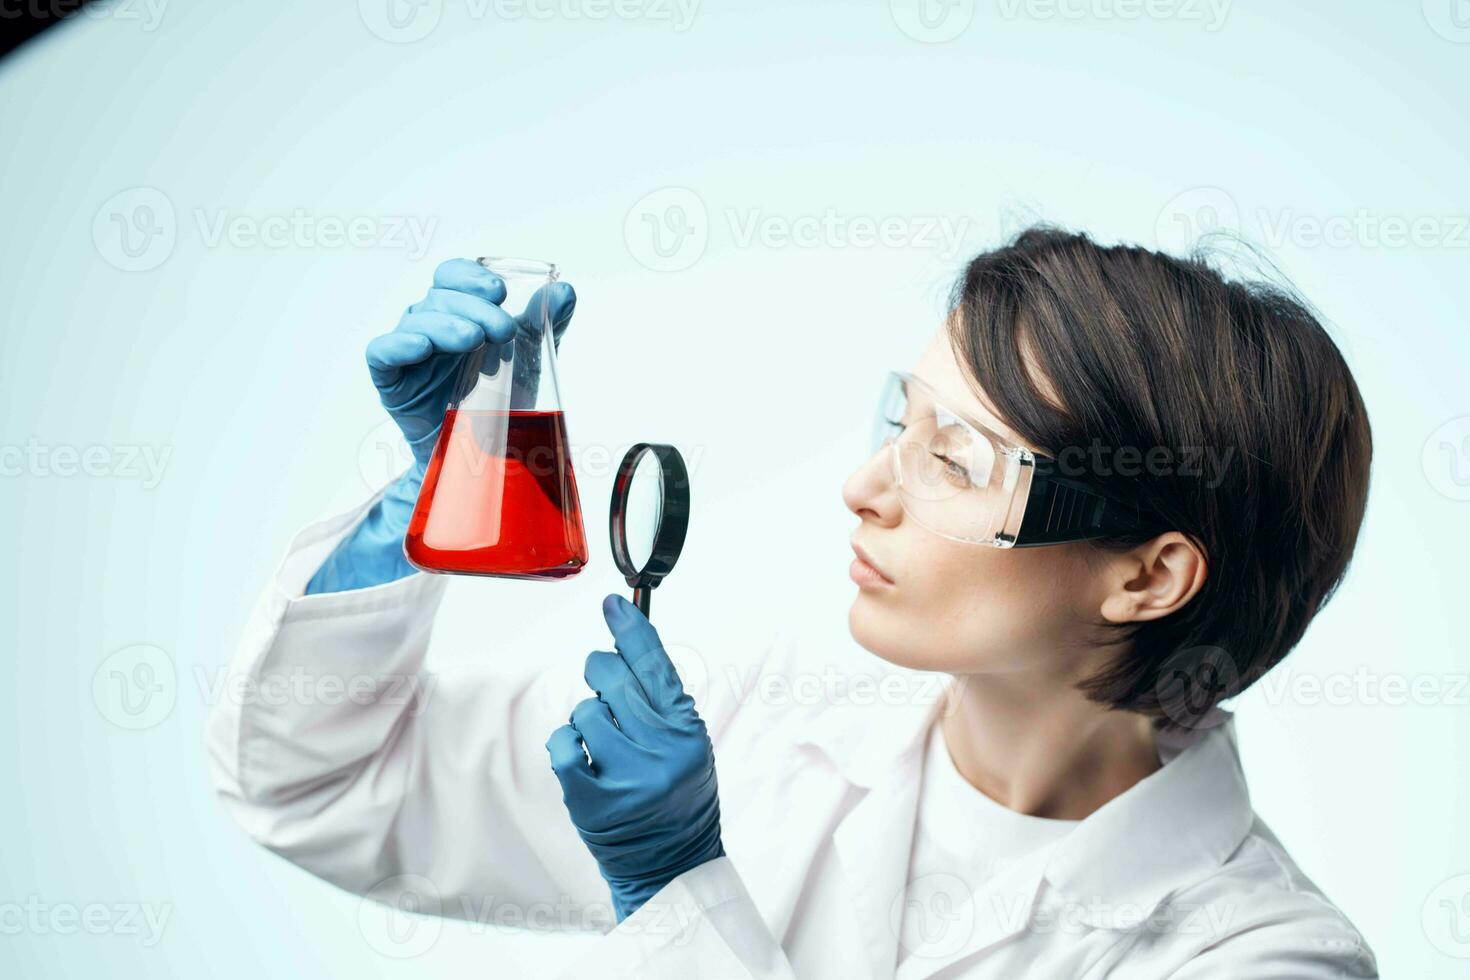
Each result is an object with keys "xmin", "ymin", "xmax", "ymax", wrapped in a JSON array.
[
  {"xmin": 609, "ymin": 442, "xmax": 690, "ymax": 621},
  {"xmin": 624, "ymin": 455, "xmax": 664, "ymax": 571}
]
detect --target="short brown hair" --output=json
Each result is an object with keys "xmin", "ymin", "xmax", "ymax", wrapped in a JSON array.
[{"xmin": 947, "ymin": 227, "xmax": 1373, "ymax": 725}]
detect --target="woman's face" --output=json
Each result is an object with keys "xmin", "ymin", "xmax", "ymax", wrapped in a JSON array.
[{"xmin": 842, "ymin": 326, "xmax": 1106, "ymax": 677}]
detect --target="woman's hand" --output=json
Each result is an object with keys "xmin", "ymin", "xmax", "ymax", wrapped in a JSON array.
[
  {"xmin": 547, "ymin": 595, "xmax": 725, "ymax": 922},
  {"xmin": 304, "ymin": 258, "xmax": 575, "ymax": 594},
  {"xmin": 365, "ymin": 257, "xmax": 577, "ymax": 470}
]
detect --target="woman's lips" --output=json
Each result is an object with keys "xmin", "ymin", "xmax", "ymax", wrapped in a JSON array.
[{"xmin": 850, "ymin": 541, "xmax": 894, "ymax": 588}]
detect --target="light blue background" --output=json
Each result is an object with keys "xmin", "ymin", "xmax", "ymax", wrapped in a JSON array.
[{"xmin": 1, "ymin": 0, "xmax": 1467, "ymax": 976}]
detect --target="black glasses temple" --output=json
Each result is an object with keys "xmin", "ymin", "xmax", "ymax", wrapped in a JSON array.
[{"xmin": 1012, "ymin": 456, "xmax": 1161, "ymax": 548}]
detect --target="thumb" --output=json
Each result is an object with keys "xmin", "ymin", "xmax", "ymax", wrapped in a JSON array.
[{"xmin": 517, "ymin": 282, "xmax": 577, "ymax": 350}]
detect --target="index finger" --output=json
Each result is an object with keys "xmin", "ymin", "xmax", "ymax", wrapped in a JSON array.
[{"xmin": 601, "ymin": 594, "xmax": 689, "ymax": 715}]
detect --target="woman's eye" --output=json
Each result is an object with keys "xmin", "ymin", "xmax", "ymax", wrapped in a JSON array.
[{"xmin": 931, "ymin": 452, "xmax": 971, "ymax": 483}]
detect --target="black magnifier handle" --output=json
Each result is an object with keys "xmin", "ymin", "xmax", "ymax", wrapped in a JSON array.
[{"xmin": 632, "ymin": 586, "xmax": 651, "ymax": 618}]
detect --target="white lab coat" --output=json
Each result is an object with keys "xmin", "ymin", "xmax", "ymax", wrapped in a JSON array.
[{"xmin": 206, "ymin": 492, "xmax": 1377, "ymax": 979}]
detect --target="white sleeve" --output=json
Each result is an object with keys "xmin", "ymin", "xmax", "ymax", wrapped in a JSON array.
[
  {"xmin": 204, "ymin": 493, "xmax": 613, "ymax": 931},
  {"xmin": 556, "ymin": 858, "xmax": 797, "ymax": 980}
]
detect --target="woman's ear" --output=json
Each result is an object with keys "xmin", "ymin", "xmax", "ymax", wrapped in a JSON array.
[{"xmin": 1098, "ymin": 532, "xmax": 1208, "ymax": 624}]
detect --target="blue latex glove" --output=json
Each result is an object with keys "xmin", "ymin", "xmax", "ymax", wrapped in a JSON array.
[
  {"xmin": 306, "ymin": 258, "xmax": 576, "ymax": 594},
  {"xmin": 547, "ymin": 595, "xmax": 725, "ymax": 921}
]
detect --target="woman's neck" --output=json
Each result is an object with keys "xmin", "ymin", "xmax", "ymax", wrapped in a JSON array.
[{"xmin": 940, "ymin": 664, "xmax": 1160, "ymax": 821}]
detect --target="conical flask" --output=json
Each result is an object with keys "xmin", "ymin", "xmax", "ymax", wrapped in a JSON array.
[{"xmin": 404, "ymin": 257, "xmax": 589, "ymax": 580}]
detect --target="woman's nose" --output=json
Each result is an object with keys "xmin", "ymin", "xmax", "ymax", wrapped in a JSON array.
[{"xmin": 842, "ymin": 444, "xmax": 902, "ymax": 526}]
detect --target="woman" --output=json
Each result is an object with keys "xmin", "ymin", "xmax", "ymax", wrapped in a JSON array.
[{"xmin": 207, "ymin": 228, "xmax": 1377, "ymax": 978}]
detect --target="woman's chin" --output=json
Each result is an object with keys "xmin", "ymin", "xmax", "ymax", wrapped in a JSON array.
[{"xmin": 848, "ymin": 596, "xmax": 919, "ymax": 669}]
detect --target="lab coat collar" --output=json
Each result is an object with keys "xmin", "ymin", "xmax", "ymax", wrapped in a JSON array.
[
  {"xmin": 1042, "ymin": 707, "xmax": 1255, "ymax": 927},
  {"xmin": 796, "ymin": 673, "xmax": 1255, "ymax": 974}
]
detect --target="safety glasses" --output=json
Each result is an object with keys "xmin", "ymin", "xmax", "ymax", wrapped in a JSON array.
[{"xmin": 871, "ymin": 371, "xmax": 1160, "ymax": 548}]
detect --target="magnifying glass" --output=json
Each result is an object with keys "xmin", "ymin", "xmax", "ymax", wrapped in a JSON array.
[{"xmin": 609, "ymin": 443, "xmax": 690, "ymax": 620}]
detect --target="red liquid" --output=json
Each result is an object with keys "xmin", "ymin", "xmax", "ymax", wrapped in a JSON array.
[{"xmin": 405, "ymin": 409, "xmax": 588, "ymax": 579}]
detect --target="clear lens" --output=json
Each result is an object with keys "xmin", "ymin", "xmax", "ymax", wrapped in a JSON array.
[{"xmin": 872, "ymin": 373, "xmax": 1031, "ymax": 546}]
